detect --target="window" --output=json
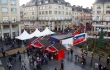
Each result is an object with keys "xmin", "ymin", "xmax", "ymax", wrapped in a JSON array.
[
  {"xmin": 1, "ymin": 0, "xmax": 7, "ymax": 4},
  {"xmin": 49, "ymin": 5, "xmax": 52, "ymax": 9},
  {"xmin": 43, "ymin": 6, "xmax": 45, "ymax": 10},
  {"xmin": 97, "ymin": 6, "xmax": 101, "ymax": 9},
  {"xmin": 66, "ymin": 12, "xmax": 68, "ymax": 15},
  {"xmin": 106, "ymin": 5, "xmax": 110, "ymax": 8},
  {"xmin": 49, "ymin": 11, "xmax": 52, "ymax": 14},
  {"xmin": 106, "ymin": 11, "xmax": 110, "ymax": 14},
  {"xmin": 62, "ymin": 6, "xmax": 64, "ymax": 9},
  {"xmin": 39, "ymin": 11, "xmax": 41, "ymax": 15},
  {"xmin": 45, "ymin": 11, "xmax": 48, "ymax": 14},
  {"xmin": 66, "ymin": 8, "xmax": 68, "ymax": 10},
  {"xmin": 96, "ymin": 16, "xmax": 100, "ymax": 21},
  {"xmin": 2, "ymin": 8, "xmax": 8, "ymax": 13},
  {"xmin": 54, "ymin": 11, "xmax": 57, "ymax": 14},
  {"xmin": 32, "ymin": 7, "xmax": 34, "ymax": 10},
  {"xmin": 45, "ymin": 1, "xmax": 48, "ymax": 3},
  {"xmin": 32, "ymin": 12, "xmax": 34, "ymax": 15},
  {"xmin": 62, "ymin": 11, "xmax": 64, "ymax": 15},
  {"xmin": 92, "ymin": 17, "xmax": 94, "ymax": 20},
  {"xmin": 30, "ymin": 8, "xmax": 32, "ymax": 10},
  {"xmin": 11, "ymin": 8, "xmax": 17, "ymax": 13},
  {"xmin": 58, "ymin": 6, "xmax": 60, "ymax": 9},
  {"xmin": 45, "ymin": 6, "xmax": 47, "ymax": 9},
  {"xmin": 59, "ymin": 11, "xmax": 61, "ymax": 14},
  {"xmin": 54, "ymin": 6, "xmax": 57, "ymax": 9},
  {"xmin": 11, "ymin": 0, "xmax": 16, "ymax": 5},
  {"xmin": 12, "ymin": 17, "xmax": 16, "ymax": 22},
  {"xmin": 106, "ymin": 17, "xmax": 110, "ymax": 21},
  {"xmin": 42, "ymin": 11, "xmax": 44, "ymax": 14},
  {"xmin": 3, "ymin": 17, "xmax": 8, "ymax": 22},
  {"xmin": 69, "ymin": 12, "xmax": 71, "ymax": 15},
  {"xmin": 97, "ymin": 11, "xmax": 101, "ymax": 14},
  {"xmin": 39, "ymin": 7, "xmax": 42, "ymax": 10}
]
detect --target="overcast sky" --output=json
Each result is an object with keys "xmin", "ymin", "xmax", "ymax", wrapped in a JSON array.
[{"xmin": 20, "ymin": 0, "xmax": 95, "ymax": 8}]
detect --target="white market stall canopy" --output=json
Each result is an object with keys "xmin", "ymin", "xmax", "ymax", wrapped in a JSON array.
[
  {"xmin": 62, "ymin": 37, "xmax": 73, "ymax": 45},
  {"xmin": 30, "ymin": 28, "xmax": 41, "ymax": 37},
  {"xmin": 35, "ymin": 27, "xmax": 55, "ymax": 37},
  {"xmin": 15, "ymin": 30, "xmax": 33, "ymax": 40}
]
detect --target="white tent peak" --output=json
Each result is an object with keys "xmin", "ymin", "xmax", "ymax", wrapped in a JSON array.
[
  {"xmin": 15, "ymin": 30, "xmax": 33, "ymax": 40},
  {"xmin": 30, "ymin": 28, "xmax": 41, "ymax": 37},
  {"xmin": 41, "ymin": 27, "xmax": 55, "ymax": 35}
]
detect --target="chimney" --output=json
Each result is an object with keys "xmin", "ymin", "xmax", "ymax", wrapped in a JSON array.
[
  {"xmin": 77, "ymin": 5, "xmax": 80, "ymax": 7},
  {"xmin": 86, "ymin": 7, "xmax": 89, "ymax": 9},
  {"xmin": 73, "ymin": 5, "xmax": 76, "ymax": 7},
  {"xmin": 81, "ymin": 6, "xmax": 83, "ymax": 8}
]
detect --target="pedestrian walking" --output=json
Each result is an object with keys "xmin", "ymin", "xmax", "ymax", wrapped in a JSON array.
[
  {"xmin": 98, "ymin": 63, "xmax": 102, "ymax": 70},
  {"xmin": 60, "ymin": 60, "xmax": 64, "ymax": 70},
  {"xmin": 107, "ymin": 57, "xmax": 109, "ymax": 65},
  {"xmin": 19, "ymin": 54, "xmax": 21, "ymax": 62},
  {"xmin": 70, "ymin": 49, "xmax": 73, "ymax": 57},
  {"xmin": 13, "ymin": 53, "xmax": 17, "ymax": 62},
  {"xmin": 103, "ymin": 66, "xmax": 107, "ymax": 70},
  {"xmin": 75, "ymin": 55, "xmax": 78, "ymax": 62},
  {"xmin": 7, "ymin": 61, "xmax": 12, "ymax": 70},
  {"xmin": 21, "ymin": 61, "xmax": 26, "ymax": 70},
  {"xmin": 54, "ymin": 67, "xmax": 58, "ymax": 70},
  {"xmin": 8, "ymin": 56, "xmax": 12, "ymax": 63},
  {"xmin": 1, "ymin": 47, "xmax": 5, "ymax": 57}
]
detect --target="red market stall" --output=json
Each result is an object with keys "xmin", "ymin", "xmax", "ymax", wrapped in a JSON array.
[
  {"xmin": 28, "ymin": 37, "xmax": 43, "ymax": 48},
  {"xmin": 31, "ymin": 41, "xmax": 43, "ymax": 48},
  {"xmin": 46, "ymin": 43, "xmax": 65, "ymax": 60}
]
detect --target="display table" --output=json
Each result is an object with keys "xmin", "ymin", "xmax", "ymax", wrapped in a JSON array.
[{"xmin": 0, "ymin": 60, "xmax": 5, "ymax": 70}]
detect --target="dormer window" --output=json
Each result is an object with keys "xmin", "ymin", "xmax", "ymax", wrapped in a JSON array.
[
  {"xmin": 45, "ymin": 1, "xmax": 48, "ymax": 4},
  {"xmin": 39, "ymin": 2, "xmax": 41, "ymax": 4}
]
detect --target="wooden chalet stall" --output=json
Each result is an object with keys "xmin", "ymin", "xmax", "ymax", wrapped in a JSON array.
[
  {"xmin": 28, "ymin": 37, "xmax": 42, "ymax": 48},
  {"xmin": 46, "ymin": 43, "xmax": 65, "ymax": 60}
]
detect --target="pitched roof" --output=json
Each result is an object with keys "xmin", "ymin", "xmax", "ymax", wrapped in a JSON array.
[
  {"xmin": 93, "ymin": 0, "xmax": 110, "ymax": 4},
  {"xmin": 53, "ymin": 43, "xmax": 65, "ymax": 50},
  {"xmin": 28, "ymin": 37, "xmax": 37, "ymax": 42},
  {"xmin": 51, "ymin": 34, "xmax": 73, "ymax": 40},
  {"xmin": 39, "ymin": 40, "xmax": 51, "ymax": 47},
  {"xmin": 25, "ymin": 0, "xmax": 71, "ymax": 6},
  {"xmin": 43, "ymin": 36, "xmax": 50, "ymax": 40}
]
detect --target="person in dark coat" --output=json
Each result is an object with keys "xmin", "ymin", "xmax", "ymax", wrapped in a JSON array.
[
  {"xmin": 54, "ymin": 67, "xmax": 58, "ymax": 70},
  {"xmin": 19, "ymin": 54, "xmax": 21, "ymax": 62},
  {"xmin": 1, "ymin": 47, "xmax": 5, "ymax": 57},
  {"xmin": 70, "ymin": 49, "xmax": 73, "ymax": 57},
  {"xmin": 36, "ymin": 63, "xmax": 42, "ymax": 70},
  {"xmin": 60, "ymin": 60, "xmax": 64, "ymax": 70},
  {"xmin": 103, "ymin": 66, "xmax": 107, "ymax": 70},
  {"xmin": 8, "ymin": 56, "xmax": 12, "ymax": 63},
  {"xmin": 107, "ymin": 57, "xmax": 109, "ymax": 65},
  {"xmin": 98, "ymin": 63, "xmax": 102, "ymax": 70},
  {"xmin": 13, "ymin": 53, "xmax": 17, "ymax": 62}
]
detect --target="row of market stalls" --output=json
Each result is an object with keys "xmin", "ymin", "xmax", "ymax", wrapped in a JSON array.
[
  {"xmin": 28, "ymin": 37, "xmax": 65, "ymax": 60},
  {"xmin": 15, "ymin": 27, "xmax": 87, "ymax": 60}
]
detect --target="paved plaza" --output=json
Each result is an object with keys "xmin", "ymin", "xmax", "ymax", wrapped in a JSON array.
[{"xmin": 0, "ymin": 40, "xmax": 110, "ymax": 70}]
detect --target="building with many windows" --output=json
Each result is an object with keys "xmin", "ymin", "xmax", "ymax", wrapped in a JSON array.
[
  {"xmin": 92, "ymin": 0, "xmax": 110, "ymax": 33},
  {"xmin": 72, "ymin": 5, "xmax": 92, "ymax": 26},
  {"xmin": 22, "ymin": 0, "xmax": 72, "ymax": 33},
  {"xmin": 0, "ymin": 0, "xmax": 20, "ymax": 39}
]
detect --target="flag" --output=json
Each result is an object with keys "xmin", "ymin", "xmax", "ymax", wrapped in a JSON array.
[
  {"xmin": 73, "ymin": 30, "xmax": 80, "ymax": 36},
  {"xmin": 73, "ymin": 33, "xmax": 87, "ymax": 45}
]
